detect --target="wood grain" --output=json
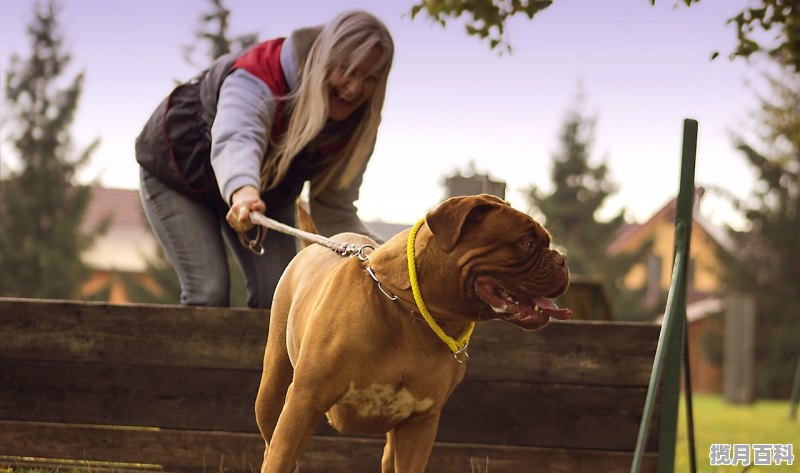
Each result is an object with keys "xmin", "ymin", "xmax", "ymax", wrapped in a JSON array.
[{"xmin": 0, "ymin": 420, "xmax": 658, "ymax": 473}]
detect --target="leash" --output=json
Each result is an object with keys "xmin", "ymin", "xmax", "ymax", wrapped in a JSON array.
[
  {"xmin": 242, "ymin": 212, "xmax": 474, "ymax": 362},
  {"xmin": 245, "ymin": 211, "xmax": 371, "ymax": 259}
]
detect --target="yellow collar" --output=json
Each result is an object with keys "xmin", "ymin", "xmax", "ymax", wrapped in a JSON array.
[{"xmin": 407, "ymin": 219, "xmax": 475, "ymax": 359}]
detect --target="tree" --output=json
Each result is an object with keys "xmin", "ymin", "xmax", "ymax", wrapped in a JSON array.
[
  {"xmin": 526, "ymin": 90, "xmax": 651, "ymax": 320},
  {"xmin": 183, "ymin": 0, "xmax": 258, "ymax": 69},
  {"xmin": 410, "ymin": 0, "xmax": 552, "ymax": 53},
  {"xmin": 710, "ymin": 0, "xmax": 800, "ymax": 72},
  {"xmin": 721, "ymin": 67, "xmax": 800, "ymax": 398},
  {"xmin": 411, "ymin": 0, "xmax": 800, "ymax": 71},
  {"xmin": 0, "ymin": 0, "xmax": 103, "ymax": 299}
]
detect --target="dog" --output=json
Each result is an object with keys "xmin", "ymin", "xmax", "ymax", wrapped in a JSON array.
[{"xmin": 255, "ymin": 194, "xmax": 571, "ymax": 473}]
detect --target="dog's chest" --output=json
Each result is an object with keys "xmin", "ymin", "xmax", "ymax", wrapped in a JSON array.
[{"xmin": 327, "ymin": 381, "xmax": 434, "ymax": 433}]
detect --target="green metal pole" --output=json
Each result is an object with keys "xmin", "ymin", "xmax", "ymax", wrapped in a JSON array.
[
  {"xmin": 790, "ymin": 354, "xmax": 800, "ymax": 420},
  {"xmin": 658, "ymin": 119, "xmax": 698, "ymax": 473},
  {"xmin": 630, "ymin": 119, "xmax": 698, "ymax": 473},
  {"xmin": 683, "ymin": 321, "xmax": 698, "ymax": 472},
  {"xmin": 630, "ymin": 241, "xmax": 687, "ymax": 473}
]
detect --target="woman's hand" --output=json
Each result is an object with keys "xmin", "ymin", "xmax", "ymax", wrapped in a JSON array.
[{"xmin": 227, "ymin": 185, "xmax": 266, "ymax": 233}]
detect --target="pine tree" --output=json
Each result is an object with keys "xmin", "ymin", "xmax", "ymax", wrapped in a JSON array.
[
  {"xmin": 183, "ymin": 0, "xmax": 258, "ymax": 69},
  {"xmin": 0, "ymin": 0, "xmax": 102, "ymax": 299},
  {"xmin": 526, "ymin": 91, "xmax": 651, "ymax": 320},
  {"xmin": 722, "ymin": 68, "xmax": 800, "ymax": 398}
]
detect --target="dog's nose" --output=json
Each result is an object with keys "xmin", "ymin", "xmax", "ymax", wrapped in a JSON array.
[{"xmin": 556, "ymin": 254, "xmax": 567, "ymax": 267}]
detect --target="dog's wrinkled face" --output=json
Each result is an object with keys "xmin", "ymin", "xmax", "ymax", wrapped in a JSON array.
[{"xmin": 426, "ymin": 194, "xmax": 571, "ymax": 331}]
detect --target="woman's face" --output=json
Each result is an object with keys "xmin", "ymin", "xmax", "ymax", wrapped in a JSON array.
[{"xmin": 327, "ymin": 45, "xmax": 384, "ymax": 121}]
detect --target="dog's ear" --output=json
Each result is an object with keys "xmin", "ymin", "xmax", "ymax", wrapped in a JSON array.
[{"xmin": 425, "ymin": 194, "xmax": 508, "ymax": 252}]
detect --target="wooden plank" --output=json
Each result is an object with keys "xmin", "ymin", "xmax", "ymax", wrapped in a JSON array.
[
  {"xmin": 426, "ymin": 441, "xmax": 658, "ymax": 473},
  {"xmin": 0, "ymin": 360, "xmax": 262, "ymax": 432},
  {"xmin": 466, "ymin": 320, "xmax": 660, "ymax": 386},
  {"xmin": 0, "ymin": 420, "xmax": 263, "ymax": 472},
  {"xmin": 0, "ymin": 298, "xmax": 659, "ymax": 386},
  {"xmin": 1, "ymin": 359, "xmax": 658, "ymax": 450},
  {"xmin": 439, "ymin": 380, "xmax": 661, "ymax": 452},
  {"xmin": 0, "ymin": 420, "xmax": 658, "ymax": 473},
  {"xmin": 0, "ymin": 298, "xmax": 267, "ymax": 370}
]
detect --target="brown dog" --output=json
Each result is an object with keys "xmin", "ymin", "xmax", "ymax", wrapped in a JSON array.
[{"xmin": 255, "ymin": 194, "xmax": 571, "ymax": 473}]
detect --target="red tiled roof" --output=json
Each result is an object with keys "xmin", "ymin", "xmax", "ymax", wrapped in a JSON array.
[{"xmin": 82, "ymin": 186, "xmax": 147, "ymax": 232}]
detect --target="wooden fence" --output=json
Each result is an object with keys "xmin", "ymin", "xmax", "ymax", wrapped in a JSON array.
[{"xmin": 0, "ymin": 298, "xmax": 661, "ymax": 472}]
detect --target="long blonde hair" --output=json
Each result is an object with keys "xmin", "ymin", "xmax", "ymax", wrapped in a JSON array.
[{"xmin": 261, "ymin": 10, "xmax": 394, "ymax": 195}]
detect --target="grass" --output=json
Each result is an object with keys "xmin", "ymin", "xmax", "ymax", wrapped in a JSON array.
[{"xmin": 674, "ymin": 394, "xmax": 799, "ymax": 473}]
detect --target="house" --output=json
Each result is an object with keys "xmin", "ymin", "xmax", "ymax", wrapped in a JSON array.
[
  {"xmin": 80, "ymin": 187, "xmax": 160, "ymax": 302},
  {"xmin": 607, "ymin": 187, "xmax": 734, "ymax": 393}
]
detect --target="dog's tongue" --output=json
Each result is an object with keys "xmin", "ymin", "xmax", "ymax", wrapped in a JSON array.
[{"xmin": 533, "ymin": 296, "xmax": 572, "ymax": 320}]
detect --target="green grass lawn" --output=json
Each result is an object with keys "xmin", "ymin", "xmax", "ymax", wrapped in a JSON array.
[{"xmin": 674, "ymin": 395, "xmax": 799, "ymax": 473}]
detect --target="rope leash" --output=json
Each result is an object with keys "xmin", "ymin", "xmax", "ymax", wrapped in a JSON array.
[{"xmin": 246, "ymin": 211, "xmax": 366, "ymax": 257}]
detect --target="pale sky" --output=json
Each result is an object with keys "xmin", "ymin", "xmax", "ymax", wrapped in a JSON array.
[{"xmin": 0, "ymin": 0, "xmax": 763, "ymax": 229}]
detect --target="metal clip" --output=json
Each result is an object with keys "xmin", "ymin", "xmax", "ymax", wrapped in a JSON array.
[
  {"xmin": 453, "ymin": 345, "xmax": 469, "ymax": 364},
  {"xmin": 355, "ymin": 245, "xmax": 374, "ymax": 261},
  {"xmin": 239, "ymin": 226, "xmax": 265, "ymax": 255},
  {"xmin": 366, "ymin": 267, "xmax": 398, "ymax": 301}
]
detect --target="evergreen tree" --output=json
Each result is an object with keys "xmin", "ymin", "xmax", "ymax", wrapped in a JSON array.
[
  {"xmin": 183, "ymin": 0, "xmax": 258, "ymax": 69},
  {"xmin": 0, "ymin": 0, "xmax": 102, "ymax": 299},
  {"xmin": 526, "ymin": 91, "xmax": 651, "ymax": 320},
  {"xmin": 722, "ymin": 68, "xmax": 800, "ymax": 398}
]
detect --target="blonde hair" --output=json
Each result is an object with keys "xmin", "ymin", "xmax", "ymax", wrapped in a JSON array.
[{"xmin": 261, "ymin": 10, "xmax": 394, "ymax": 195}]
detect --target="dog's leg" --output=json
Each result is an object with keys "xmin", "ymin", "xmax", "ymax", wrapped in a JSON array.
[
  {"xmin": 381, "ymin": 430, "xmax": 396, "ymax": 473},
  {"xmin": 255, "ymin": 338, "xmax": 293, "ymax": 466},
  {"xmin": 262, "ymin": 382, "xmax": 325, "ymax": 473},
  {"xmin": 255, "ymin": 284, "xmax": 294, "ymax": 470},
  {"xmin": 390, "ymin": 413, "xmax": 440, "ymax": 473}
]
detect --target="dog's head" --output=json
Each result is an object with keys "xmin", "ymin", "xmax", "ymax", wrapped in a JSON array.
[{"xmin": 425, "ymin": 194, "xmax": 571, "ymax": 330}]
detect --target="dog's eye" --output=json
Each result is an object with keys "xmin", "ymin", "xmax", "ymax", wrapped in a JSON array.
[{"xmin": 521, "ymin": 240, "xmax": 536, "ymax": 250}]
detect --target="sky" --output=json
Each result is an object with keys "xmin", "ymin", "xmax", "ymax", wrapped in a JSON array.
[{"xmin": 0, "ymin": 0, "xmax": 765, "ymax": 229}]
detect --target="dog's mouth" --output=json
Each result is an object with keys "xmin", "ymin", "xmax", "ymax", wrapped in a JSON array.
[{"xmin": 474, "ymin": 276, "xmax": 572, "ymax": 330}]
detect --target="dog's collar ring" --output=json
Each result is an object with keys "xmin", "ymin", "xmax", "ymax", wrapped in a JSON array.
[
  {"xmin": 354, "ymin": 245, "xmax": 374, "ymax": 261},
  {"xmin": 454, "ymin": 345, "xmax": 469, "ymax": 364},
  {"xmin": 340, "ymin": 243, "xmax": 374, "ymax": 261}
]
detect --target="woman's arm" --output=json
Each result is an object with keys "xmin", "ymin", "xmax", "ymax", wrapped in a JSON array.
[{"xmin": 210, "ymin": 68, "xmax": 276, "ymax": 205}]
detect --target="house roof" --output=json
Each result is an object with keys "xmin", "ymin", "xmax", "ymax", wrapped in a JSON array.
[
  {"xmin": 607, "ymin": 187, "xmax": 735, "ymax": 255},
  {"xmin": 81, "ymin": 186, "xmax": 157, "ymax": 272},
  {"xmin": 82, "ymin": 186, "xmax": 147, "ymax": 232}
]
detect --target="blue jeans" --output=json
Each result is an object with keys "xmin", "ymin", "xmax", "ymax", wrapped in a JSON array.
[{"xmin": 139, "ymin": 168, "xmax": 297, "ymax": 308}]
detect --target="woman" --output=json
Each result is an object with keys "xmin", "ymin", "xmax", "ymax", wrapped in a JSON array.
[{"xmin": 135, "ymin": 10, "xmax": 393, "ymax": 308}]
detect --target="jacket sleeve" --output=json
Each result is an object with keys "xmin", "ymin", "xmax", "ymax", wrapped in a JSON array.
[
  {"xmin": 210, "ymin": 69, "xmax": 276, "ymax": 204},
  {"xmin": 309, "ymin": 158, "xmax": 383, "ymax": 243}
]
